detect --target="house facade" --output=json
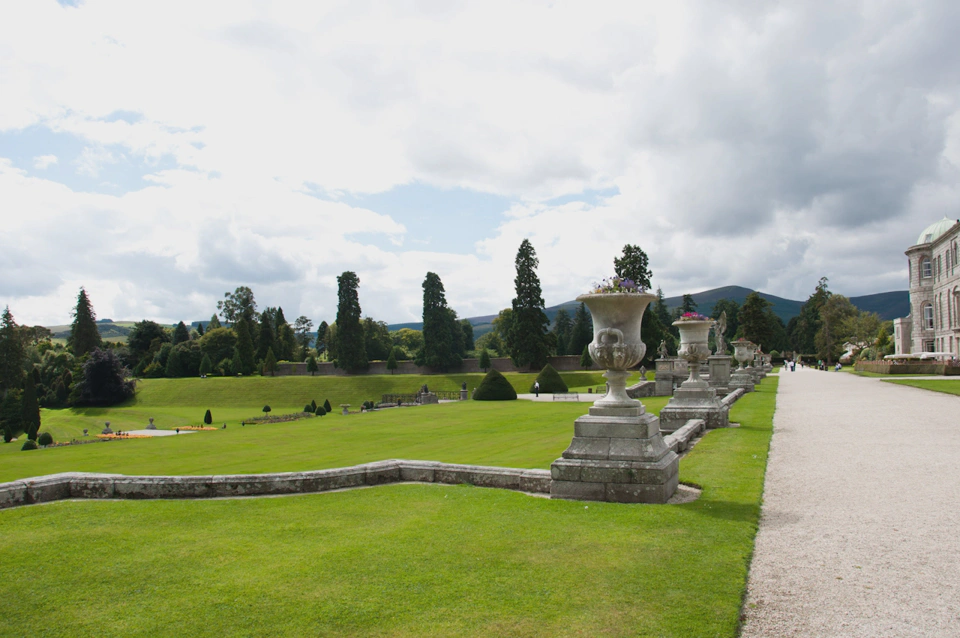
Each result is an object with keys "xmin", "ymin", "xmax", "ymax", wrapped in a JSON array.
[{"xmin": 894, "ymin": 217, "xmax": 960, "ymax": 356}]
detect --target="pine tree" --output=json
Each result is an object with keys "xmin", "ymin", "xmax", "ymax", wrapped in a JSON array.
[
  {"xmin": 613, "ymin": 244, "xmax": 653, "ymax": 290},
  {"xmin": 508, "ymin": 239, "xmax": 551, "ymax": 370},
  {"xmin": 568, "ymin": 303, "xmax": 593, "ymax": 357},
  {"xmin": 417, "ymin": 272, "xmax": 461, "ymax": 370},
  {"xmin": 739, "ymin": 292, "xmax": 774, "ymax": 348},
  {"xmin": 275, "ymin": 309, "xmax": 297, "ymax": 361},
  {"xmin": 0, "ymin": 306, "xmax": 25, "ymax": 393},
  {"xmin": 68, "ymin": 287, "xmax": 102, "ymax": 356},
  {"xmin": 334, "ymin": 272, "xmax": 368, "ymax": 372},
  {"xmin": 21, "ymin": 374, "xmax": 40, "ymax": 440},
  {"xmin": 234, "ymin": 319, "xmax": 255, "ymax": 375},
  {"xmin": 172, "ymin": 321, "xmax": 191, "ymax": 345},
  {"xmin": 653, "ymin": 287, "xmax": 672, "ymax": 329},
  {"xmin": 263, "ymin": 347, "xmax": 278, "ymax": 376},
  {"xmin": 196, "ymin": 322, "xmax": 205, "ymax": 337},
  {"xmin": 293, "ymin": 316, "xmax": 314, "ymax": 360}
]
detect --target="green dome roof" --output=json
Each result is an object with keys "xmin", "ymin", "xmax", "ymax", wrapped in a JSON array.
[{"xmin": 916, "ymin": 217, "xmax": 958, "ymax": 245}]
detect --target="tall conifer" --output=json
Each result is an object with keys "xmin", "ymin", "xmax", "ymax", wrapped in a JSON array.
[
  {"xmin": 334, "ymin": 272, "xmax": 367, "ymax": 372},
  {"xmin": 417, "ymin": 272, "xmax": 461, "ymax": 370},
  {"xmin": 508, "ymin": 239, "xmax": 551, "ymax": 370},
  {"xmin": 68, "ymin": 288, "xmax": 102, "ymax": 356},
  {"xmin": 234, "ymin": 319, "xmax": 256, "ymax": 375},
  {"xmin": 0, "ymin": 307, "xmax": 25, "ymax": 393}
]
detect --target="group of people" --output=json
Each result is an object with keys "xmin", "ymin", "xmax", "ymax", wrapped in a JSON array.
[{"xmin": 784, "ymin": 358, "xmax": 842, "ymax": 372}]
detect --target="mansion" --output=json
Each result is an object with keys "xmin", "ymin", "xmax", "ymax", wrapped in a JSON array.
[{"xmin": 894, "ymin": 217, "xmax": 960, "ymax": 357}]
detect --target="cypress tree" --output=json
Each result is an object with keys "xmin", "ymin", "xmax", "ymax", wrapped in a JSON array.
[
  {"xmin": 316, "ymin": 321, "xmax": 329, "ymax": 357},
  {"xmin": 508, "ymin": 239, "xmax": 550, "ymax": 370},
  {"xmin": 234, "ymin": 320, "xmax": 255, "ymax": 375},
  {"xmin": 417, "ymin": 272, "xmax": 461, "ymax": 370},
  {"xmin": 0, "ymin": 306, "xmax": 25, "ymax": 393},
  {"xmin": 172, "ymin": 321, "xmax": 191, "ymax": 345},
  {"xmin": 334, "ymin": 272, "xmax": 367, "ymax": 372},
  {"xmin": 21, "ymin": 374, "xmax": 40, "ymax": 440},
  {"xmin": 68, "ymin": 287, "xmax": 102, "ymax": 356}
]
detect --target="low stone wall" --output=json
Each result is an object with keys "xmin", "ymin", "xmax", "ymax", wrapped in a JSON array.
[
  {"xmin": 854, "ymin": 362, "xmax": 960, "ymax": 375},
  {"xmin": 276, "ymin": 355, "xmax": 594, "ymax": 377},
  {"xmin": 663, "ymin": 419, "xmax": 705, "ymax": 454},
  {"xmin": 0, "ymin": 461, "xmax": 552, "ymax": 511}
]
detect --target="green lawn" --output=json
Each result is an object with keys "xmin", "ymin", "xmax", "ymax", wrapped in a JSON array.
[
  {"xmin": 0, "ymin": 377, "xmax": 778, "ymax": 637},
  {"xmin": 882, "ymin": 378, "xmax": 960, "ymax": 394}
]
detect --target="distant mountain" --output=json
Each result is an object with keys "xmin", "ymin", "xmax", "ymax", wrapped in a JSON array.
[{"xmin": 387, "ymin": 286, "xmax": 910, "ymax": 335}]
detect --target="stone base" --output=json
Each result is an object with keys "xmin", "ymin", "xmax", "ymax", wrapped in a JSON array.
[
  {"xmin": 550, "ymin": 403, "xmax": 678, "ymax": 504},
  {"xmin": 658, "ymin": 380, "xmax": 730, "ymax": 431},
  {"xmin": 730, "ymin": 370, "xmax": 755, "ymax": 393},
  {"xmin": 419, "ymin": 393, "xmax": 439, "ymax": 405}
]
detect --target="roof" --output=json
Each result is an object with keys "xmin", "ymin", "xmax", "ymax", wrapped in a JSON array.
[{"xmin": 916, "ymin": 217, "xmax": 958, "ymax": 245}]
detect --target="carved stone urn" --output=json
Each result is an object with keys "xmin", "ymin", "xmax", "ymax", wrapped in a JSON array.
[
  {"xmin": 578, "ymin": 292, "xmax": 657, "ymax": 407},
  {"xmin": 733, "ymin": 340, "xmax": 756, "ymax": 370},
  {"xmin": 674, "ymin": 319, "xmax": 714, "ymax": 387},
  {"xmin": 730, "ymin": 340, "xmax": 756, "ymax": 393},
  {"xmin": 550, "ymin": 291, "xmax": 678, "ymax": 504}
]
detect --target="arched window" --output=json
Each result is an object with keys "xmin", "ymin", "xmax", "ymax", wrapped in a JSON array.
[
  {"xmin": 924, "ymin": 303, "xmax": 934, "ymax": 330},
  {"xmin": 922, "ymin": 257, "xmax": 932, "ymax": 279}
]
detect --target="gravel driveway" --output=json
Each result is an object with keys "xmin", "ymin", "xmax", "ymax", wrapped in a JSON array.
[{"xmin": 740, "ymin": 367, "xmax": 960, "ymax": 637}]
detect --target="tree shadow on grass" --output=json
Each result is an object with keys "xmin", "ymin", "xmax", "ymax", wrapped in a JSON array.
[{"xmin": 684, "ymin": 499, "xmax": 761, "ymax": 524}]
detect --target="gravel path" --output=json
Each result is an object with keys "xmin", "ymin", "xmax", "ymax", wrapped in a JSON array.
[{"xmin": 740, "ymin": 367, "xmax": 960, "ymax": 637}]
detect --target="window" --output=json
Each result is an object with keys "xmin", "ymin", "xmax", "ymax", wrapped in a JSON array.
[
  {"xmin": 924, "ymin": 304, "xmax": 934, "ymax": 329},
  {"xmin": 925, "ymin": 340, "xmax": 936, "ymax": 352},
  {"xmin": 922, "ymin": 258, "xmax": 932, "ymax": 278}
]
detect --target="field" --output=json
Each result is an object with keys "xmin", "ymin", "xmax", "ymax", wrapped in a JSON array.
[{"xmin": 0, "ymin": 374, "xmax": 778, "ymax": 637}]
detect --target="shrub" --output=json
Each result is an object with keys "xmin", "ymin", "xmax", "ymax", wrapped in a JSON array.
[
  {"xmin": 316, "ymin": 406, "xmax": 326, "ymax": 416},
  {"xmin": 323, "ymin": 399, "xmax": 332, "ymax": 413},
  {"xmin": 21, "ymin": 439, "xmax": 38, "ymax": 451},
  {"xmin": 204, "ymin": 409, "xmax": 213, "ymax": 425},
  {"xmin": 580, "ymin": 344, "xmax": 593, "ymax": 369},
  {"xmin": 262, "ymin": 405, "xmax": 271, "ymax": 414},
  {"xmin": 37, "ymin": 432, "xmax": 53, "ymax": 446},
  {"xmin": 770, "ymin": 350, "xmax": 780, "ymax": 359},
  {"xmin": 478, "ymin": 348, "xmax": 491, "ymax": 371},
  {"xmin": 362, "ymin": 400, "xmax": 375, "ymax": 410},
  {"xmin": 530, "ymin": 363, "xmax": 567, "ymax": 393},
  {"xmin": 304, "ymin": 404, "xmax": 314, "ymax": 413},
  {"xmin": 473, "ymin": 369, "xmax": 518, "ymax": 401},
  {"xmin": 311, "ymin": 399, "xmax": 317, "ymax": 412}
]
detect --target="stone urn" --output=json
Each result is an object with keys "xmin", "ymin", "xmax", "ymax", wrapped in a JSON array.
[
  {"xmin": 146, "ymin": 417, "xmax": 156, "ymax": 430},
  {"xmin": 577, "ymin": 292, "xmax": 657, "ymax": 407},
  {"xmin": 733, "ymin": 340, "xmax": 756, "ymax": 370},
  {"xmin": 674, "ymin": 319, "xmax": 714, "ymax": 387}
]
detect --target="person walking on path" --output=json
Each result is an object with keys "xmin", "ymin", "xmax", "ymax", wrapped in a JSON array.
[
  {"xmin": 740, "ymin": 365, "xmax": 960, "ymax": 637},
  {"xmin": 534, "ymin": 381, "xmax": 540, "ymax": 398}
]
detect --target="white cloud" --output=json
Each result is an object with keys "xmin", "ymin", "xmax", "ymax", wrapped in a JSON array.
[{"xmin": 32, "ymin": 154, "xmax": 58, "ymax": 169}]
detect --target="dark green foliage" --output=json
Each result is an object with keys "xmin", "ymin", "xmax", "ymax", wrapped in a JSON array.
[
  {"xmin": 293, "ymin": 316, "xmax": 314, "ymax": 360},
  {"xmin": 204, "ymin": 409, "xmax": 212, "ymax": 425},
  {"xmin": 311, "ymin": 400, "xmax": 317, "ymax": 412},
  {"xmin": 165, "ymin": 347, "xmax": 185, "ymax": 378},
  {"xmin": 128, "ymin": 320, "xmax": 170, "ymax": 367},
  {"xmin": 217, "ymin": 286, "xmax": 257, "ymax": 324},
  {"xmin": 71, "ymin": 348, "xmax": 136, "ymax": 407},
  {"xmin": 230, "ymin": 355, "xmax": 242, "ymax": 376},
  {"xmin": 568, "ymin": 303, "xmax": 593, "ymax": 357},
  {"xmin": 492, "ymin": 309, "xmax": 514, "ymax": 357},
  {"xmin": 21, "ymin": 374, "xmax": 40, "ymax": 440},
  {"xmin": 613, "ymin": 244, "xmax": 653, "ymax": 291},
  {"xmin": 307, "ymin": 356, "xmax": 318, "ymax": 376},
  {"xmin": 143, "ymin": 361, "xmax": 164, "ymax": 378},
  {"xmin": 0, "ymin": 306, "xmax": 25, "ymax": 392},
  {"xmin": 323, "ymin": 399, "xmax": 332, "ymax": 413},
  {"xmin": 172, "ymin": 321, "xmax": 191, "ymax": 346},
  {"xmin": 263, "ymin": 405, "xmax": 271, "ymax": 413},
  {"xmin": 68, "ymin": 288, "xmax": 103, "ymax": 356},
  {"xmin": 235, "ymin": 319, "xmax": 256, "ymax": 375},
  {"xmin": 154, "ymin": 343, "xmax": 173, "ymax": 369},
  {"xmin": 196, "ymin": 322, "xmax": 204, "ymax": 337},
  {"xmin": 199, "ymin": 354, "xmax": 213, "ymax": 376},
  {"xmin": 640, "ymin": 309, "xmax": 670, "ymax": 365},
  {"xmin": 552, "ymin": 308, "xmax": 572, "ymax": 356},
  {"xmin": 316, "ymin": 406, "xmax": 326, "ymax": 416},
  {"xmin": 791, "ymin": 277, "xmax": 831, "ymax": 354},
  {"xmin": 478, "ymin": 348, "xmax": 491, "ymax": 371},
  {"xmin": 508, "ymin": 240, "xmax": 551, "ymax": 370},
  {"xmin": 276, "ymin": 323, "xmax": 297, "ymax": 362},
  {"xmin": 386, "ymin": 348, "xmax": 398, "ymax": 373},
  {"xmin": 38, "ymin": 431, "xmax": 53, "ymax": 446},
  {"xmin": 304, "ymin": 404, "xmax": 314, "ymax": 413},
  {"xmin": 335, "ymin": 272, "xmax": 368, "ymax": 372},
  {"xmin": 473, "ymin": 369, "xmax": 518, "ymax": 401},
  {"xmin": 531, "ymin": 364, "xmax": 567, "ymax": 393},
  {"xmin": 315, "ymin": 321, "xmax": 329, "ymax": 357},
  {"xmin": 21, "ymin": 439, "xmax": 38, "ymax": 451},
  {"xmin": 363, "ymin": 318, "xmax": 393, "ymax": 362},
  {"xmin": 738, "ymin": 292, "xmax": 786, "ymax": 351},
  {"xmin": 199, "ymin": 327, "xmax": 237, "ymax": 366},
  {"xmin": 461, "ymin": 320, "xmax": 475, "ymax": 351},
  {"xmin": 1, "ymin": 388, "xmax": 23, "ymax": 442},
  {"xmin": 257, "ymin": 311, "xmax": 276, "ymax": 363},
  {"xmin": 581, "ymin": 344, "xmax": 593, "ymax": 369},
  {"xmin": 417, "ymin": 272, "xmax": 462, "ymax": 371},
  {"xmin": 362, "ymin": 400, "xmax": 374, "ymax": 410},
  {"xmin": 208, "ymin": 314, "xmax": 222, "ymax": 330},
  {"xmin": 652, "ymin": 288, "xmax": 672, "ymax": 332},
  {"xmin": 263, "ymin": 348, "xmax": 278, "ymax": 376}
]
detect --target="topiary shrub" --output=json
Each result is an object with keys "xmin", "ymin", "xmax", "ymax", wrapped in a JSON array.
[
  {"xmin": 21, "ymin": 439, "xmax": 38, "ymax": 451},
  {"xmin": 262, "ymin": 405, "xmax": 271, "ymax": 414},
  {"xmin": 204, "ymin": 409, "xmax": 213, "ymax": 425},
  {"xmin": 473, "ymin": 369, "xmax": 518, "ymax": 401},
  {"xmin": 323, "ymin": 399, "xmax": 332, "ymax": 414},
  {"xmin": 530, "ymin": 363, "xmax": 567, "ymax": 393},
  {"xmin": 316, "ymin": 406, "xmax": 326, "ymax": 416},
  {"xmin": 311, "ymin": 400, "xmax": 317, "ymax": 412},
  {"xmin": 303, "ymin": 404, "xmax": 314, "ymax": 413},
  {"xmin": 37, "ymin": 432, "xmax": 53, "ymax": 446},
  {"xmin": 362, "ymin": 400, "xmax": 374, "ymax": 410}
]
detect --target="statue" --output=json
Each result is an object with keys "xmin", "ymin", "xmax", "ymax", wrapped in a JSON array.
[
  {"xmin": 714, "ymin": 311, "xmax": 727, "ymax": 355},
  {"xmin": 461, "ymin": 381, "xmax": 467, "ymax": 391},
  {"xmin": 657, "ymin": 340, "xmax": 669, "ymax": 359}
]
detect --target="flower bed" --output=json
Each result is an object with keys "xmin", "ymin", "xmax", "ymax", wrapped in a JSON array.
[
  {"xmin": 245, "ymin": 412, "xmax": 316, "ymax": 425},
  {"xmin": 176, "ymin": 426, "xmax": 218, "ymax": 431},
  {"xmin": 97, "ymin": 433, "xmax": 152, "ymax": 440}
]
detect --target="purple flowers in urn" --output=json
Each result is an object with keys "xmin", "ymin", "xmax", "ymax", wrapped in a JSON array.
[
  {"xmin": 677, "ymin": 312, "xmax": 710, "ymax": 321},
  {"xmin": 591, "ymin": 276, "xmax": 647, "ymax": 294}
]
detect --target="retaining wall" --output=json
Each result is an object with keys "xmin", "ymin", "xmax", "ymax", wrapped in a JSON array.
[
  {"xmin": 854, "ymin": 362, "xmax": 960, "ymax": 375},
  {"xmin": 277, "ymin": 355, "xmax": 595, "ymax": 377}
]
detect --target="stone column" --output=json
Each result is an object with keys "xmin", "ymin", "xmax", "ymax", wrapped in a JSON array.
[{"xmin": 655, "ymin": 358, "xmax": 675, "ymax": 396}]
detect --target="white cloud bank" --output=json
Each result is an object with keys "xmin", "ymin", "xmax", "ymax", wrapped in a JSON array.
[{"xmin": 2, "ymin": 1, "xmax": 960, "ymax": 326}]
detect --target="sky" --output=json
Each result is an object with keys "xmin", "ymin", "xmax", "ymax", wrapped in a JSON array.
[{"xmin": 2, "ymin": 1, "xmax": 960, "ymax": 327}]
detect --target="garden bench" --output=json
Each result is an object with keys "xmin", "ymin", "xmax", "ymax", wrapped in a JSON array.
[{"xmin": 552, "ymin": 393, "xmax": 579, "ymax": 401}]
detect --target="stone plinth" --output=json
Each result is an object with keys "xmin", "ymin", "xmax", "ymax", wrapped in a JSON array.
[
  {"xmin": 707, "ymin": 355, "xmax": 732, "ymax": 394},
  {"xmin": 658, "ymin": 375, "xmax": 730, "ymax": 433},
  {"xmin": 655, "ymin": 358, "xmax": 679, "ymax": 396},
  {"xmin": 419, "ymin": 392, "xmax": 439, "ymax": 405},
  {"xmin": 730, "ymin": 367, "xmax": 755, "ymax": 392},
  {"xmin": 550, "ymin": 403, "xmax": 678, "ymax": 504},
  {"xmin": 146, "ymin": 418, "xmax": 156, "ymax": 430}
]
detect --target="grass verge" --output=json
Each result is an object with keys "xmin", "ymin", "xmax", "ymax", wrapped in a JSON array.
[{"xmin": 882, "ymin": 378, "xmax": 960, "ymax": 394}]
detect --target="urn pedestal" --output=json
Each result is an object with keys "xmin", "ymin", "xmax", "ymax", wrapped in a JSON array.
[
  {"xmin": 658, "ymin": 320, "xmax": 730, "ymax": 432},
  {"xmin": 550, "ymin": 293, "xmax": 678, "ymax": 504},
  {"xmin": 730, "ymin": 341, "xmax": 756, "ymax": 393},
  {"xmin": 707, "ymin": 355, "xmax": 733, "ymax": 394}
]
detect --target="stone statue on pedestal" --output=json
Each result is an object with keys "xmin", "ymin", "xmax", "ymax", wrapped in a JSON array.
[
  {"xmin": 715, "ymin": 311, "xmax": 727, "ymax": 355},
  {"xmin": 657, "ymin": 340, "xmax": 668, "ymax": 359}
]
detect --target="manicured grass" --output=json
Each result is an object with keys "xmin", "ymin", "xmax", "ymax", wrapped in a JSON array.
[
  {"xmin": 0, "ymin": 378, "xmax": 778, "ymax": 637},
  {"xmin": 843, "ymin": 369, "xmax": 928, "ymax": 378},
  {"xmin": 882, "ymin": 378, "xmax": 960, "ymax": 394}
]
